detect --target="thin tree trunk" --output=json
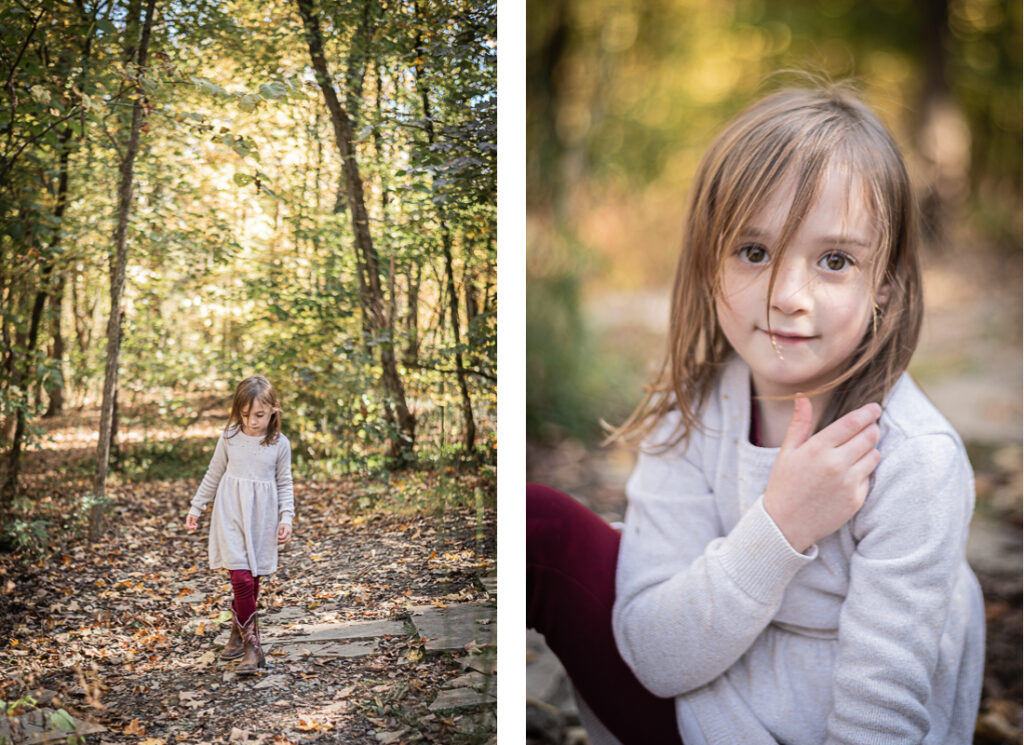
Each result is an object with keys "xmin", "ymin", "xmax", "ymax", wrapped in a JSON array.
[
  {"xmin": 1, "ymin": 264, "xmax": 52, "ymax": 503},
  {"xmin": 70, "ymin": 268, "xmax": 94, "ymax": 354},
  {"xmin": 92, "ymin": 0, "xmax": 156, "ymax": 541},
  {"xmin": 464, "ymin": 264, "xmax": 481, "ymax": 369},
  {"xmin": 915, "ymin": 0, "xmax": 969, "ymax": 248},
  {"xmin": 45, "ymin": 272, "xmax": 66, "ymax": 417},
  {"xmin": 404, "ymin": 263, "xmax": 421, "ymax": 366},
  {"xmin": 413, "ymin": 8, "xmax": 476, "ymax": 452},
  {"xmin": 296, "ymin": 0, "xmax": 415, "ymax": 464},
  {"xmin": 42, "ymin": 127, "xmax": 73, "ymax": 418},
  {"xmin": 110, "ymin": 361, "xmax": 121, "ymax": 471}
]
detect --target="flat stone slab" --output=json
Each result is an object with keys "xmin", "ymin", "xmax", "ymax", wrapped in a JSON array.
[
  {"xmin": 215, "ymin": 618, "xmax": 404, "ymax": 647},
  {"xmin": 444, "ymin": 671, "xmax": 490, "ymax": 690},
  {"xmin": 526, "ymin": 628, "xmax": 577, "ymax": 716},
  {"xmin": 267, "ymin": 619, "xmax": 405, "ymax": 644},
  {"xmin": 455, "ymin": 711, "xmax": 496, "ymax": 736},
  {"xmin": 460, "ymin": 650, "xmax": 496, "ymax": 676},
  {"xmin": 408, "ymin": 603, "xmax": 495, "ymax": 653},
  {"xmin": 265, "ymin": 640, "xmax": 378, "ymax": 661},
  {"xmin": 266, "ymin": 607, "xmax": 306, "ymax": 622},
  {"xmin": 428, "ymin": 686, "xmax": 496, "ymax": 712}
]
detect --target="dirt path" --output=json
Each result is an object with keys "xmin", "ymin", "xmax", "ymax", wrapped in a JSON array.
[{"xmin": 0, "ymin": 472, "xmax": 496, "ymax": 744}]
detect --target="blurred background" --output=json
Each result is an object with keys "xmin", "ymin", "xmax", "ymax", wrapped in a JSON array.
[{"xmin": 525, "ymin": 1, "xmax": 1022, "ymax": 743}]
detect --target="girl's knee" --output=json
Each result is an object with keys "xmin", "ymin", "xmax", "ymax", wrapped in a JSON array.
[
  {"xmin": 527, "ymin": 483, "xmax": 580, "ymax": 522},
  {"xmin": 229, "ymin": 569, "xmax": 256, "ymax": 595},
  {"xmin": 527, "ymin": 483, "xmax": 617, "ymax": 567}
]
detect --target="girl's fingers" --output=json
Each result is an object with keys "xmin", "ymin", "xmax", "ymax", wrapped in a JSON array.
[
  {"xmin": 835, "ymin": 422, "xmax": 881, "ymax": 462},
  {"xmin": 816, "ymin": 402, "xmax": 882, "ymax": 448},
  {"xmin": 849, "ymin": 446, "xmax": 882, "ymax": 481},
  {"xmin": 780, "ymin": 396, "xmax": 814, "ymax": 452}
]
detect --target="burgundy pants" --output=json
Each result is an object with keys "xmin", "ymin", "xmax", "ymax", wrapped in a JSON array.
[
  {"xmin": 229, "ymin": 570, "xmax": 261, "ymax": 623},
  {"xmin": 527, "ymin": 483, "xmax": 683, "ymax": 744}
]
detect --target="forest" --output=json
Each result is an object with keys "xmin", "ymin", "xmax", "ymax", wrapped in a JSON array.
[
  {"xmin": 1, "ymin": 1, "xmax": 498, "ymax": 743},
  {"xmin": 1, "ymin": 0, "xmax": 496, "ymax": 526}
]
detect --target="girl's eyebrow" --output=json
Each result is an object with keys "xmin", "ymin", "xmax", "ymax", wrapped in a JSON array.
[{"xmin": 738, "ymin": 226, "xmax": 874, "ymax": 249}]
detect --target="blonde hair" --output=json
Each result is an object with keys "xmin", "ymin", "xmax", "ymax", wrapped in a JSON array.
[
  {"xmin": 226, "ymin": 375, "xmax": 282, "ymax": 446},
  {"xmin": 615, "ymin": 82, "xmax": 922, "ymax": 448}
]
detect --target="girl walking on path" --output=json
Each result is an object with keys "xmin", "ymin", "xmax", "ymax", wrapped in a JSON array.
[
  {"xmin": 186, "ymin": 375, "xmax": 295, "ymax": 674},
  {"xmin": 528, "ymin": 82, "xmax": 984, "ymax": 744}
]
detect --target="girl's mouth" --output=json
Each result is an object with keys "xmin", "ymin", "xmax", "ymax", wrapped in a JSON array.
[{"xmin": 763, "ymin": 329, "xmax": 814, "ymax": 344}]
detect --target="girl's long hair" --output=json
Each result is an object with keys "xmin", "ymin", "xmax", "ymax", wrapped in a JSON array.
[
  {"xmin": 225, "ymin": 375, "xmax": 282, "ymax": 447},
  {"xmin": 613, "ymin": 81, "xmax": 922, "ymax": 449}
]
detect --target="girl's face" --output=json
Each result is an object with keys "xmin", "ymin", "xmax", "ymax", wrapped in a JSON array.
[
  {"xmin": 715, "ymin": 167, "xmax": 889, "ymax": 401},
  {"xmin": 240, "ymin": 398, "xmax": 274, "ymax": 437}
]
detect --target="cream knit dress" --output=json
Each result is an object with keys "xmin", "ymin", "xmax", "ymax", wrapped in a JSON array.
[{"xmin": 189, "ymin": 428, "xmax": 294, "ymax": 576}]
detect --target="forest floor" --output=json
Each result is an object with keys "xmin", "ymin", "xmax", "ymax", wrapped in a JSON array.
[
  {"xmin": 527, "ymin": 243, "xmax": 1023, "ymax": 744},
  {"xmin": 0, "ymin": 407, "xmax": 497, "ymax": 745}
]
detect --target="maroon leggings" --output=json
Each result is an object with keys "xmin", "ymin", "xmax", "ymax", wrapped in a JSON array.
[
  {"xmin": 229, "ymin": 570, "xmax": 261, "ymax": 623},
  {"xmin": 527, "ymin": 483, "xmax": 683, "ymax": 745}
]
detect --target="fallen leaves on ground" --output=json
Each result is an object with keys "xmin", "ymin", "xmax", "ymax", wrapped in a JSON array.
[{"xmin": 0, "ymin": 410, "xmax": 496, "ymax": 745}]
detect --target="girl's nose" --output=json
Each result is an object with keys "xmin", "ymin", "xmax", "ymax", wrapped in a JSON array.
[{"xmin": 770, "ymin": 261, "xmax": 812, "ymax": 315}]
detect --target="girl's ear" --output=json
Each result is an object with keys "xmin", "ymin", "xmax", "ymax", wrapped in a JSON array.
[{"xmin": 876, "ymin": 280, "xmax": 892, "ymax": 308}]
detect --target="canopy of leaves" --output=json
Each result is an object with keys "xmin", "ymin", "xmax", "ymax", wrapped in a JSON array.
[{"xmin": 0, "ymin": 0, "xmax": 497, "ymax": 493}]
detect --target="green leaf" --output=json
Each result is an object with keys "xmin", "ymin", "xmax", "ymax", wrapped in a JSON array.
[
  {"xmin": 233, "ymin": 172, "xmax": 253, "ymax": 187},
  {"xmin": 258, "ymin": 83, "xmax": 280, "ymax": 100},
  {"xmin": 96, "ymin": 19, "xmax": 116, "ymax": 34},
  {"xmin": 194, "ymin": 77, "xmax": 227, "ymax": 97},
  {"xmin": 50, "ymin": 709, "xmax": 76, "ymax": 732}
]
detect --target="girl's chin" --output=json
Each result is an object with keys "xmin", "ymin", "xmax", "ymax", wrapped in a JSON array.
[{"xmin": 751, "ymin": 369, "xmax": 831, "ymax": 396}]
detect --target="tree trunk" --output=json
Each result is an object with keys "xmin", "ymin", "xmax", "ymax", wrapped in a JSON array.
[
  {"xmin": 441, "ymin": 231, "xmax": 476, "ymax": 451},
  {"xmin": 110, "ymin": 370, "xmax": 121, "ymax": 472},
  {"xmin": 44, "ymin": 272, "xmax": 66, "ymax": 417},
  {"xmin": 915, "ymin": 0, "xmax": 969, "ymax": 248},
  {"xmin": 296, "ymin": 0, "xmax": 416, "ymax": 464},
  {"xmin": 404, "ymin": 263, "xmax": 421, "ymax": 366},
  {"xmin": 413, "ymin": 8, "xmax": 476, "ymax": 452},
  {"xmin": 1, "ymin": 265, "xmax": 52, "ymax": 504},
  {"xmin": 42, "ymin": 127, "xmax": 73, "ymax": 419},
  {"xmin": 70, "ymin": 268, "xmax": 94, "ymax": 355},
  {"xmin": 92, "ymin": 0, "xmax": 156, "ymax": 541},
  {"xmin": 1, "ymin": 121, "xmax": 74, "ymax": 502}
]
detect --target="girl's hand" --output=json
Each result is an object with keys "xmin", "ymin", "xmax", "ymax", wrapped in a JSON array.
[
  {"xmin": 186, "ymin": 513, "xmax": 198, "ymax": 531},
  {"xmin": 763, "ymin": 397, "xmax": 882, "ymax": 553},
  {"xmin": 278, "ymin": 523, "xmax": 292, "ymax": 543}
]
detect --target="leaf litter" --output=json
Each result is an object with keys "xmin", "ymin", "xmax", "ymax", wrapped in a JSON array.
[{"xmin": 0, "ymin": 445, "xmax": 496, "ymax": 745}]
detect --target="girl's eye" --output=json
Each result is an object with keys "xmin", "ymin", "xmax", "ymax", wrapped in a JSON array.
[
  {"xmin": 820, "ymin": 252, "xmax": 852, "ymax": 272},
  {"xmin": 739, "ymin": 244, "xmax": 769, "ymax": 264}
]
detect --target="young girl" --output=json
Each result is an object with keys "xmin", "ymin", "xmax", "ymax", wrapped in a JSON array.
[
  {"xmin": 527, "ymin": 84, "xmax": 984, "ymax": 745},
  {"xmin": 186, "ymin": 375, "xmax": 294, "ymax": 674}
]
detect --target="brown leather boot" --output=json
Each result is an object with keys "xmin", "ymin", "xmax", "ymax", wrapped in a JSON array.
[
  {"xmin": 235, "ymin": 611, "xmax": 265, "ymax": 675},
  {"xmin": 220, "ymin": 604, "xmax": 244, "ymax": 660}
]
